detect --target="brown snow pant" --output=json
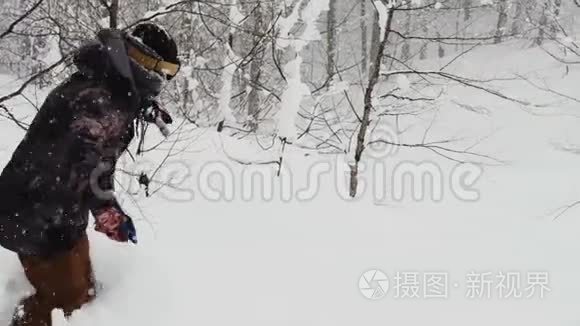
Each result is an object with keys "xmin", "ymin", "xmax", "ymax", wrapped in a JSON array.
[{"xmin": 11, "ymin": 234, "xmax": 95, "ymax": 326}]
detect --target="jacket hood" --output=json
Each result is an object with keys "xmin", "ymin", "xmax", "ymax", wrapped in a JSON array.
[{"xmin": 73, "ymin": 41, "xmax": 164, "ymax": 102}]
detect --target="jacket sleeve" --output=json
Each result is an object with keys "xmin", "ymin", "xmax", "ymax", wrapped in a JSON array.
[{"xmin": 68, "ymin": 87, "xmax": 127, "ymax": 215}]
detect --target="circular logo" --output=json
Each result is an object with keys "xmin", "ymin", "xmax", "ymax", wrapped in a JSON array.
[{"xmin": 359, "ymin": 269, "xmax": 389, "ymax": 300}]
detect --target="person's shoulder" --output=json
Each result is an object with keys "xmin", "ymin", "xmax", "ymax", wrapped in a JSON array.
[
  {"xmin": 65, "ymin": 79, "xmax": 114, "ymax": 113},
  {"xmin": 43, "ymin": 74, "xmax": 111, "ymax": 109}
]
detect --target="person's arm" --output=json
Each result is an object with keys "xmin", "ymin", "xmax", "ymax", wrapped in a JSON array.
[{"xmin": 69, "ymin": 87, "xmax": 137, "ymax": 243}]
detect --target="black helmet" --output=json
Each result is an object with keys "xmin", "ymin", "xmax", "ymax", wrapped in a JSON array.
[{"xmin": 126, "ymin": 23, "xmax": 180, "ymax": 80}]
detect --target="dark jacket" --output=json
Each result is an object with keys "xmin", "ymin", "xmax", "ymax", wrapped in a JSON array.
[{"xmin": 0, "ymin": 38, "xmax": 162, "ymax": 257}]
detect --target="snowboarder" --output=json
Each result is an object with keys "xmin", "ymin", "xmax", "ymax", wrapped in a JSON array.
[{"xmin": 0, "ymin": 23, "xmax": 180, "ymax": 326}]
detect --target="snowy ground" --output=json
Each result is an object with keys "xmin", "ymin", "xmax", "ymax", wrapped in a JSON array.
[{"xmin": 1, "ymin": 41, "xmax": 580, "ymax": 325}]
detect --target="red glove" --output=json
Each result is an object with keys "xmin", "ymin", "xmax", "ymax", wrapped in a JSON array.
[{"xmin": 94, "ymin": 207, "xmax": 137, "ymax": 243}]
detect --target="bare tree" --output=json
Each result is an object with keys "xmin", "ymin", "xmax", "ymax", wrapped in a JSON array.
[
  {"xmin": 327, "ymin": 0, "xmax": 337, "ymax": 80},
  {"xmin": 494, "ymin": 0, "xmax": 508, "ymax": 43},
  {"xmin": 400, "ymin": 11, "xmax": 412, "ymax": 61},
  {"xmin": 360, "ymin": 0, "xmax": 368, "ymax": 73},
  {"xmin": 510, "ymin": 0, "xmax": 524, "ymax": 36},
  {"xmin": 350, "ymin": 3, "xmax": 395, "ymax": 197},
  {"xmin": 244, "ymin": 0, "xmax": 267, "ymax": 131},
  {"xmin": 551, "ymin": 0, "xmax": 562, "ymax": 33},
  {"xmin": 536, "ymin": 0, "xmax": 549, "ymax": 46},
  {"xmin": 0, "ymin": 0, "xmax": 44, "ymax": 40},
  {"xmin": 369, "ymin": 5, "xmax": 381, "ymax": 71},
  {"xmin": 99, "ymin": 0, "xmax": 120, "ymax": 28},
  {"xmin": 463, "ymin": 0, "xmax": 472, "ymax": 21},
  {"xmin": 0, "ymin": 0, "xmax": 578, "ymax": 197}
]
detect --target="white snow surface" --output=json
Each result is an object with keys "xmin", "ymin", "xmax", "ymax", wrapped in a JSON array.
[{"xmin": 1, "ymin": 41, "xmax": 580, "ymax": 326}]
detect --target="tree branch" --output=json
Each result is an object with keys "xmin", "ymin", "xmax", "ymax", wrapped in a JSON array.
[
  {"xmin": 0, "ymin": 0, "xmax": 45, "ymax": 40},
  {"xmin": 0, "ymin": 55, "xmax": 69, "ymax": 106}
]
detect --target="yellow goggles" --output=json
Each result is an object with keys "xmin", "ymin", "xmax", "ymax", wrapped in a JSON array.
[{"xmin": 128, "ymin": 45, "xmax": 180, "ymax": 78}]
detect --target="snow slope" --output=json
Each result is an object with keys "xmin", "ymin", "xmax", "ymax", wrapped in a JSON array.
[{"xmin": 1, "ymin": 41, "xmax": 580, "ymax": 325}]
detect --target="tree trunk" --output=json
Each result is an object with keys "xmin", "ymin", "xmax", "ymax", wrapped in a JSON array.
[
  {"xmin": 360, "ymin": 0, "xmax": 368, "ymax": 74},
  {"xmin": 437, "ymin": 31, "xmax": 445, "ymax": 58},
  {"xmin": 511, "ymin": 0, "xmax": 524, "ymax": 36},
  {"xmin": 401, "ymin": 11, "xmax": 411, "ymax": 61},
  {"xmin": 99, "ymin": 0, "xmax": 119, "ymax": 29},
  {"xmin": 494, "ymin": 0, "xmax": 508, "ymax": 43},
  {"xmin": 551, "ymin": 0, "xmax": 562, "ymax": 33},
  {"xmin": 327, "ymin": 0, "xmax": 337, "ymax": 80},
  {"xmin": 349, "ymin": 6, "xmax": 395, "ymax": 198},
  {"xmin": 419, "ymin": 22, "xmax": 428, "ymax": 60},
  {"xmin": 247, "ymin": 1, "xmax": 264, "ymax": 131},
  {"xmin": 369, "ymin": 8, "xmax": 380, "ymax": 72},
  {"xmin": 535, "ymin": 1, "xmax": 549, "ymax": 46},
  {"xmin": 463, "ymin": 0, "xmax": 472, "ymax": 21},
  {"xmin": 109, "ymin": 0, "xmax": 119, "ymax": 29}
]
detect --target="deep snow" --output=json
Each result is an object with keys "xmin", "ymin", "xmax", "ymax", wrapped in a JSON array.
[{"xmin": 1, "ymin": 40, "xmax": 580, "ymax": 325}]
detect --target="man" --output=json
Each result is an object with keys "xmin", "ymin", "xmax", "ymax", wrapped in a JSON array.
[{"xmin": 0, "ymin": 23, "xmax": 180, "ymax": 326}]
